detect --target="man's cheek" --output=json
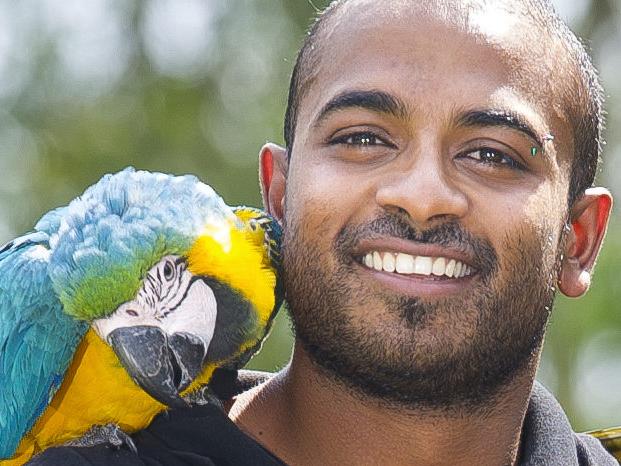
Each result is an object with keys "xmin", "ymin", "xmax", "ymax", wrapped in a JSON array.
[
  {"xmin": 498, "ymin": 222, "xmax": 559, "ymax": 282},
  {"xmin": 290, "ymin": 186, "xmax": 347, "ymax": 231}
]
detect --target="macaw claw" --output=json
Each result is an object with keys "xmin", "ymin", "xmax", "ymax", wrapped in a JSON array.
[{"xmin": 64, "ymin": 424, "xmax": 137, "ymax": 454}]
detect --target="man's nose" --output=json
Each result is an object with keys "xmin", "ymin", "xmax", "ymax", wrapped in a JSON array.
[{"xmin": 375, "ymin": 147, "xmax": 468, "ymax": 225}]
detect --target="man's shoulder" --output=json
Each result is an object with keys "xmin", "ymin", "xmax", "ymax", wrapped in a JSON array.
[
  {"xmin": 574, "ymin": 432, "xmax": 620, "ymax": 466},
  {"xmin": 25, "ymin": 376, "xmax": 619, "ymax": 466},
  {"xmin": 28, "ymin": 371, "xmax": 283, "ymax": 466},
  {"xmin": 521, "ymin": 382, "xmax": 618, "ymax": 465}
]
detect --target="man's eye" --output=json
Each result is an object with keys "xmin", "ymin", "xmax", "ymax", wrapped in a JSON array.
[
  {"xmin": 465, "ymin": 148, "xmax": 524, "ymax": 170},
  {"xmin": 331, "ymin": 132, "xmax": 390, "ymax": 147}
]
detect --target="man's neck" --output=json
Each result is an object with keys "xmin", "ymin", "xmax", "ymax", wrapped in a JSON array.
[{"xmin": 229, "ymin": 345, "xmax": 538, "ymax": 466}]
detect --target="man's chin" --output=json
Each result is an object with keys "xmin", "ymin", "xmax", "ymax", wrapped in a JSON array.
[
  {"xmin": 295, "ymin": 320, "xmax": 541, "ymax": 413},
  {"xmin": 288, "ymin": 281, "xmax": 550, "ymax": 412}
]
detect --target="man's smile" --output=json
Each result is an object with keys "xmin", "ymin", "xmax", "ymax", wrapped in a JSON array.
[
  {"xmin": 361, "ymin": 251, "xmax": 473, "ymax": 278},
  {"xmin": 350, "ymin": 237, "xmax": 480, "ymax": 297}
]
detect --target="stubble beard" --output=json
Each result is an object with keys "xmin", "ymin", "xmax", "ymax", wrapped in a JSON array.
[{"xmin": 282, "ymin": 212, "xmax": 562, "ymax": 412}]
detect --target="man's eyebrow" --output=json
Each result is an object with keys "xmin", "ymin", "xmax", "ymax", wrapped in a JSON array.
[
  {"xmin": 313, "ymin": 90, "xmax": 409, "ymax": 127},
  {"xmin": 457, "ymin": 109, "xmax": 545, "ymax": 148}
]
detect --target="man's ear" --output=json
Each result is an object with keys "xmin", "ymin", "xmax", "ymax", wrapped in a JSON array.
[
  {"xmin": 259, "ymin": 143, "xmax": 288, "ymax": 222},
  {"xmin": 558, "ymin": 187, "xmax": 613, "ymax": 297}
]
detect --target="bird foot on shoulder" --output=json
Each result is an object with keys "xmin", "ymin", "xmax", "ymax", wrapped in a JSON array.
[
  {"xmin": 183, "ymin": 385, "xmax": 224, "ymax": 410},
  {"xmin": 64, "ymin": 424, "xmax": 137, "ymax": 453}
]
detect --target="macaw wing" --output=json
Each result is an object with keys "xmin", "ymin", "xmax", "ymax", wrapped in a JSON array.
[{"xmin": 0, "ymin": 233, "xmax": 88, "ymax": 458}]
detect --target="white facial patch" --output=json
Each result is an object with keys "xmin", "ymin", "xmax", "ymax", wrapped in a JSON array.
[
  {"xmin": 92, "ymin": 255, "xmax": 218, "ymax": 354},
  {"xmin": 160, "ymin": 279, "xmax": 217, "ymax": 351}
]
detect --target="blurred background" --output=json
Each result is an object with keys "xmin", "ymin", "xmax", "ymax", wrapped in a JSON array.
[{"xmin": 0, "ymin": 0, "xmax": 619, "ymax": 431}]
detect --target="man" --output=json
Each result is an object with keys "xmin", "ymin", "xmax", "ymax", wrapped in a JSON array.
[{"xmin": 33, "ymin": 0, "xmax": 617, "ymax": 465}]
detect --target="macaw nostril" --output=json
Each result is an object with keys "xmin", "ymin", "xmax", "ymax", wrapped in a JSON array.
[
  {"xmin": 169, "ymin": 350, "xmax": 183, "ymax": 391},
  {"xmin": 126, "ymin": 309, "xmax": 139, "ymax": 317}
]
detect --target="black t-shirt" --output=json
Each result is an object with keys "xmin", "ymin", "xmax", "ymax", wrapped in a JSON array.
[
  {"xmin": 28, "ymin": 402, "xmax": 284, "ymax": 466},
  {"xmin": 27, "ymin": 374, "xmax": 617, "ymax": 466}
]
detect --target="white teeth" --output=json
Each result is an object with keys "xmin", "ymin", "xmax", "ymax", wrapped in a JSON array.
[
  {"xmin": 362, "ymin": 252, "xmax": 471, "ymax": 279},
  {"xmin": 395, "ymin": 253, "xmax": 415, "ymax": 273},
  {"xmin": 454, "ymin": 261, "xmax": 463, "ymax": 278},
  {"xmin": 414, "ymin": 256, "xmax": 433, "ymax": 275},
  {"xmin": 373, "ymin": 251, "xmax": 383, "ymax": 271},
  {"xmin": 432, "ymin": 257, "xmax": 446, "ymax": 276},
  {"xmin": 445, "ymin": 259, "xmax": 456, "ymax": 277},
  {"xmin": 382, "ymin": 252, "xmax": 396, "ymax": 272}
]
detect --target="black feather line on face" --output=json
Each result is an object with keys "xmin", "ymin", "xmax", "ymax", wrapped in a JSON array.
[
  {"xmin": 201, "ymin": 276, "xmax": 257, "ymax": 365},
  {"xmin": 165, "ymin": 276, "xmax": 201, "ymax": 315},
  {"xmin": 136, "ymin": 258, "xmax": 191, "ymax": 314}
]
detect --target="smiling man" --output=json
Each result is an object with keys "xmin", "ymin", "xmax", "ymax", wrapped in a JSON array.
[
  {"xmin": 31, "ymin": 0, "xmax": 617, "ymax": 465},
  {"xmin": 229, "ymin": 0, "xmax": 616, "ymax": 465}
]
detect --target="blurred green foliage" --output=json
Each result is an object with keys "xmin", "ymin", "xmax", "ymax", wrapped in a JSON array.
[{"xmin": 0, "ymin": 0, "xmax": 619, "ymax": 432}]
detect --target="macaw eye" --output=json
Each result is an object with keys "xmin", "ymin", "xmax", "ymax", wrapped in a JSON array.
[{"xmin": 163, "ymin": 260, "xmax": 175, "ymax": 281}]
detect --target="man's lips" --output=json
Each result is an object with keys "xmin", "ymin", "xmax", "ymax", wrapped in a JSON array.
[
  {"xmin": 354, "ymin": 238, "xmax": 476, "ymax": 273},
  {"xmin": 352, "ymin": 238, "xmax": 478, "ymax": 296}
]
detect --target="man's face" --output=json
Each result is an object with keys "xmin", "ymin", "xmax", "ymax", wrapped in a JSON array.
[{"xmin": 281, "ymin": 5, "xmax": 575, "ymax": 409}]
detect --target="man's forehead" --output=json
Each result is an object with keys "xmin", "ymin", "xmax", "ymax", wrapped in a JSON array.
[
  {"xmin": 300, "ymin": 0, "xmax": 571, "ymax": 145},
  {"xmin": 310, "ymin": 0, "xmax": 555, "ymax": 110},
  {"xmin": 325, "ymin": 0, "xmax": 542, "ymax": 57}
]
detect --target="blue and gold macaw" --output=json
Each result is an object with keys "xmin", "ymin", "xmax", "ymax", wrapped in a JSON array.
[{"xmin": 0, "ymin": 168, "xmax": 282, "ymax": 464}]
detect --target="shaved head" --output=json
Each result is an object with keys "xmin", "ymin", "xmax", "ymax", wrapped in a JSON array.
[{"xmin": 284, "ymin": 0, "xmax": 603, "ymax": 205}]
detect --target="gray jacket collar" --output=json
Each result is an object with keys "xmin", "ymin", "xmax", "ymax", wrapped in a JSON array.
[{"xmin": 520, "ymin": 382, "xmax": 616, "ymax": 465}]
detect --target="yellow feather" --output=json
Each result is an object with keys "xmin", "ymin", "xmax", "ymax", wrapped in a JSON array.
[
  {"xmin": 5, "ymin": 330, "xmax": 165, "ymax": 464},
  {"xmin": 187, "ymin": 218, "xmax": 277, "ymax": 327}
]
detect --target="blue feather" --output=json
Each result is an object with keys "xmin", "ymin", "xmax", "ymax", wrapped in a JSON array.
[
  {"xmin": 0, "ymin": 237, "xmax": 88, "ymax": 457},
  {"xmin": 47, "ymin": 167, "xmax": 235, "ymax": 320}
]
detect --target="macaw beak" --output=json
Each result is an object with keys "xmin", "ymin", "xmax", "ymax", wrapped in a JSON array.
[{"xmin": 108, "ymin": 326, "xmax": 207, "ymax": 408}]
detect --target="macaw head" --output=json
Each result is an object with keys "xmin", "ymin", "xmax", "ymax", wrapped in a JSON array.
[{"xmin": 44, "ymin": 168, "xmax": 281, "ymax": 407}]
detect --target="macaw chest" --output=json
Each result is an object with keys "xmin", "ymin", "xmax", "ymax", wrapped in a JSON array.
[{"xmin": 17, "ymin": 329, "xmax": 166, "ymax": 456}]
